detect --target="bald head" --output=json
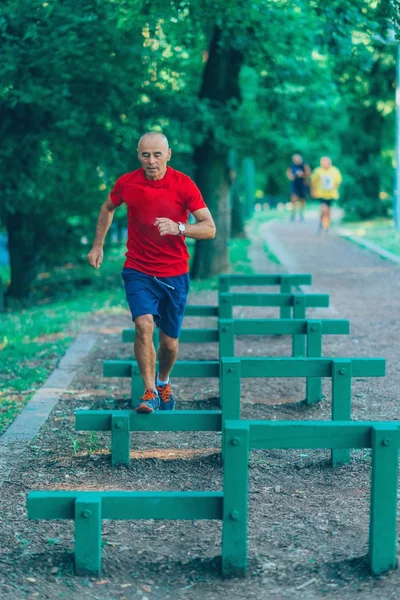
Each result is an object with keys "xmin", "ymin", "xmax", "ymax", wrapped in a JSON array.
[
  {"xmin": 137, "ymin": 132, "xmax": 172, "ymax": 181},
  {"xmin": 138, "ymin": 132, "xmax": 169, "ymax": 151}
]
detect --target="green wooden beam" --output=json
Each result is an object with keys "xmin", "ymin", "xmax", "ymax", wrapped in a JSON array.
[
  {"xmin": 184, "ymin": 305, "xmax": 219, "ymax": 317},
  {"xmin": 104, "ymin": 357, "xmax": 384, "ymax": 379},
  {"xmin": 220, "ymin": 292, "xmax": 329, "ymax": 308},
  {"xmin": 75, "ymin": 410, "xmax": 222, "ymax": 432},
  {"xmin": 218, "ymin": 274, "xmax": 312, "ymax": 287},
  {"xmin": 232, "ymin": 319, "xmax": 349, "ymax": 336},
  {"xmin": 122, "ymin": 319, "xmax": 349, "ymax": 344},
  {"xmin": 123, "ymin": 328, "xmax": 219, "ymax": 344},
  {"xmin": 229, "ymin": 420, "xmax": 393, "ymax": 449},
  {"xmin": 103, "ymin": 360, "xmax": 220, "ymax": 378},
  {"xmin": 28, "ymin": 491, "xmax": 224, "ymax": 520}
]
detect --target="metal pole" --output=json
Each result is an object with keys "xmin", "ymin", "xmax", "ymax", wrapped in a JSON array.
[{"xmin": 395, "ymin": 44, "xmax": 400, "ymax": 228}]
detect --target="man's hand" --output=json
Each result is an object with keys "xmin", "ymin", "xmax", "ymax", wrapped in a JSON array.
[
  {"xmin": 154, "ymin": 218, "xmax": 179, "ymax": 237},
  {"xmin": 87, "ymin": 246, "xmax": 104, "ymax": 269}
]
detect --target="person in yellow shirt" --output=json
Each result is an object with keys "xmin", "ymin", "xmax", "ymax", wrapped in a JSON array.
[{"xmin": 311, "ymin": 157, "xmax": 342, "ymax": 232}]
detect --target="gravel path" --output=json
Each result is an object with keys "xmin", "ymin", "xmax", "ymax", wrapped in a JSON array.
[{"xmin": 1, "ymin": 217, "xmax": 400, "ymax": 600}]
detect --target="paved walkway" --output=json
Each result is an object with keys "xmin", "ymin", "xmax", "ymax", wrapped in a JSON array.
[{"xmin": 258, "ymin": 215, "xmax": 400, "ymax": 420}]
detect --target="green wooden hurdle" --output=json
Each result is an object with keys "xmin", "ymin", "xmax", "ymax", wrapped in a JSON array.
[
  {"xmin": 123, "ymin": 318, "xmax": 350, "ymax": 401},
  {"xmin": 222, "ymin": 420, "xmax": 399, "ymax": 577},
  {"xmin": 219, "ymin": 293, "xmax": 329, "ymax": 357},
  {"xmin": 218, "ymin": 274, "xmax": 312, "ymax": 320},
  {"xmin": 124, "ymin": 293, "xmax": 330, "ymax": 358},
  {"xmin": 101, "ymin": 356, "xmax": 385, "ymax": 466},
  {"xmin": 27, "ymin": 421, "xmax": 399, "ymax": 577}
]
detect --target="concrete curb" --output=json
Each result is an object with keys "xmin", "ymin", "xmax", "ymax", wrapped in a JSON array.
[
  {"xmin": 338, "ymin": 230, "xmax": 400, "ymax": 266},
  {"xmin": 0, "ymin": 334, "xmax": 97, "ymax": 488}
]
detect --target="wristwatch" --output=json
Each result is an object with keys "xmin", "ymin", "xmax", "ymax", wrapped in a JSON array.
[{"xmin": 177, "ymin": 222, "xmax": 186, "ymax": 236}]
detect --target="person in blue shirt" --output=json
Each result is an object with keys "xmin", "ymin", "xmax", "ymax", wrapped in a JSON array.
[{"xmin": 286, "ymin": 153, "xmax": 311, "ymax": 221}]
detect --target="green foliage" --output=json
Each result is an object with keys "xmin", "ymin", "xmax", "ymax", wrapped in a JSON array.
[{"xmin": 0, "ymin": 0, "xmax": 396, "ymax": 294}]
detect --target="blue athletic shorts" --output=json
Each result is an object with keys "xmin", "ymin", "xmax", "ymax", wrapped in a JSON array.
[{"xmin": 121, "ymin": 268, "xmax": 190, "ymax": 339}]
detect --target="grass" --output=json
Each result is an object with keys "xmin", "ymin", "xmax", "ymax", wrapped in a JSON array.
[
  {"xmin": 339, "ymin": 218, "xmax": 400, "ymax": 257},
  {"xmin": 0, "ymin": 229, "xmax": 260, "ymax": 434}
]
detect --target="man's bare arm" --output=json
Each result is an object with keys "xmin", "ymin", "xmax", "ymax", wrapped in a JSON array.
[
  {"xmin": 87, "ymin": 196, "xmax": 118, "ymax": 269},
  {"xmin": 154, "ymin": 208, "xmax": 216, "ymax": 240}
]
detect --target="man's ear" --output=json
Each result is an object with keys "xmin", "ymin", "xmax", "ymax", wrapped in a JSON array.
[{"xmin": 167, "ymin": 149, "xmax": 172, "ymax": 161}]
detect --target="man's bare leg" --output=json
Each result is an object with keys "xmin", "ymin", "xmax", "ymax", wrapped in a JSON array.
[
  {"xmin": 158, "ymin": 329, "xmax": 179, "ymax": 381},
  {"xmin": 134, "ymin": 314, "xmax": 156, "ymax": 390}
]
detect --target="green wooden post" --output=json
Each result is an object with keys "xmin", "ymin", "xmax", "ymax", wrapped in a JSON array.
[
  {"xmin": 331, "ymin": 359, "xmax": 352, "ymax": 466},
  {"xmin": 279, "ymin": 277, "xmax": 291, "ymax": 320},
  {"xmin": 220, "ymin": 358, "xmax": 241, "ymax": 461},
  {"xmin": 292, "ymin": 295, "xmax": 306, "ymax": 357},
  {"xmin": 111, "ymin": 414, "xmax": 130, "ymax": 467},
  {"xmin": 131, "ymin": 364, "xmax": 143, "ymax": 405},
  {"xmin": 74, "ymin": 496, "xmax": 102, "ymax": 576},
  {"xmin": 222, "ymin": 421, "xmax": 249, "ymax": 577},
  {"xmin": 219, "ymin": 293, "xmax": 233, "ymax": 319},
  {"xmin": 219, "ymin": 276, "xmax": 230, "ymax": 294},
  {"xmin": 369, "ymin": 424, "xmax": 399, "ymax": 575},
  {"xmin": 305, "ymin": 321, "xmax": 323, "ymax": 405},
  {"xmin": 220, "ymin": 358, "xmax": 241, "ymax": 419},
  {"xmin": 219, "ymin": 319, "xmax": 235, "ymax": 360}
]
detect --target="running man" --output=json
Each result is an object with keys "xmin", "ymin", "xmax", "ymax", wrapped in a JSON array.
[
  {"xmin": 286, "ymin": 153, "xmax": 311, "ymax": 221},
  {"xmin": 87, "ymin": 132, "xmax": 216, "ymax": 413},
  {"xmin": 311, "ymin": 157, "xmax": 342, "ymax": 232}
]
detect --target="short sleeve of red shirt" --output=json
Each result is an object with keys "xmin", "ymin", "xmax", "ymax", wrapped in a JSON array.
[
  {"xmin": 183, "ymin": 177, "xmax": 207, "ymax": 213},
  {"xmin": 110, "ymin": 177, "xmax": 124, "ymax": 207}
]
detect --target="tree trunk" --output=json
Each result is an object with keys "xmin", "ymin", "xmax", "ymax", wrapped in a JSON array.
[
  {"xmin": 191, "ymin": 26, "xmax": 244, "ymax": 278},
  {"xmin": 5, "ymin": 211, "xmax": 44, "ymax": 301},
  {"xmin": 191, "ymin": 140, "xmax": 231, "ymax": 277}
]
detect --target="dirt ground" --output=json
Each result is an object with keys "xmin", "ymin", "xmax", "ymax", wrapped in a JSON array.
[{"xmin": 1, "ymin": 218, "xmax": 400, "ymax": 600}]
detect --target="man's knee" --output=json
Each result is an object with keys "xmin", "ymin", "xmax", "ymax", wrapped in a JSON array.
[
  {"xmin": 160, "ymin": 332, "xmax": 179, "ymax": 352},
  {"xmin": 135, "ymin": 315, "xmax": 154, "ymax": 338}
]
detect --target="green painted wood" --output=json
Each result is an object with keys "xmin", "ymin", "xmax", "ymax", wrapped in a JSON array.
[
  {"xmin": 28, "ymin": 491, "xmax": 223, "ymax": 520},
  {"xmin": 104, "ymin": 360, "xmax": 220, "ymax": 379},
  {"xmin": 238, "ymin": 358, "xmax": 385, "ymax": 378},
  {"xmin": 111, "ymin": 414, "xmax": 130, "ymax": 467},
  {"xmin": 219, "ymin": 273, "xmax": 312, "ymax": 287},
  {"xmin": 219, "ymin": 320, "xmax": 235, "ymax": 360},
  {"xmin": 123, "ymin": 328, "xmax": 219, "ymax": 344},
  {"xmin": 331, "ymin": 360, "xmax": 352, "ymax": 466},
  {"xmin": 104, "ymin": 357, "xmax": 385, "ymax": 380},
  {"xmin": 184, "ymin": 305, "xmax": 219, "ymax": 317},
  {"xmin": 219, "ymin": 292, "xmax": 233, "ymax": 319},
  {"xmin": 305, "ymin": 321, "xmax": 323, "ymax": 406},
  {"xmin": 220, "ymin": 358, "xmax": 241, "ymax": 459},
  {"xmin": 221, "ymin": 292, "xmax": 330, "ymax": 308},
  {"xmin": 74, "ymin": 497, "xmax": 102, "ymax": 576},
  {"xmin": 75, "ymin": 410, "xmax": 222, "ymax": 432},
  {"xmin": 122, "ymin": 319, "xmax": 349, "ymax": 344},
  {"xmin": 222, "ymin": 421, "xmax": 249, "ymax": 577},
  {"xmin": 369, "ymin": 424, "xmax": 399, "ymax": 575},
  {"xmin": 242, "ymin": 420, "xmax": 378, "ymax": 449},
  {"xmin": 279, "ymin": 280, "xmax": 292, "ymax": 319},
  {"xmin": 292, "ymin": 295, "xmax": 307, "ymax": 357},
  {"xmin": 232, "ymin": 319, "xmax": 348, "ymax": 336}
]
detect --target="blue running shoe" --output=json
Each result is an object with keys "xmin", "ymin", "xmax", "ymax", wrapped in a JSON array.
[
  {"xmin": 157, "ymin": 383, "xmax": 175, "ymax": 411},
  {"xmin": 135, "ymin": 389, "xmax": 160, "ymax": 413}
]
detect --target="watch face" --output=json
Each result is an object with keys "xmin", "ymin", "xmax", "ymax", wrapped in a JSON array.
[{"xmin": 179, "ymin": 223, "xmax": 185, "ymax": 233}]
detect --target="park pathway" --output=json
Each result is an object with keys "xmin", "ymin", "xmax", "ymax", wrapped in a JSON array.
[{"xmin": 257, "ymin": 215, "xmax": 400, "ymax": 421}]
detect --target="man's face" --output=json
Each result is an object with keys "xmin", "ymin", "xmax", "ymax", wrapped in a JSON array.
[
  {"xmin": 320, "ymin": 157, "xmax": 331, "ymax": 169},
  {"xmin": 293, "ymin": 154, "xmax": 303, "ymax": 165},
  {"xmin": 137, "ymin": 135, "xmax": 172, "ymax": 180}
]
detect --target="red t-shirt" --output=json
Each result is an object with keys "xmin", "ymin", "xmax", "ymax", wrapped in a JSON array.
[{"xmin": 110, "ymin": 167, "xmax": 207, "ymax": 277}]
